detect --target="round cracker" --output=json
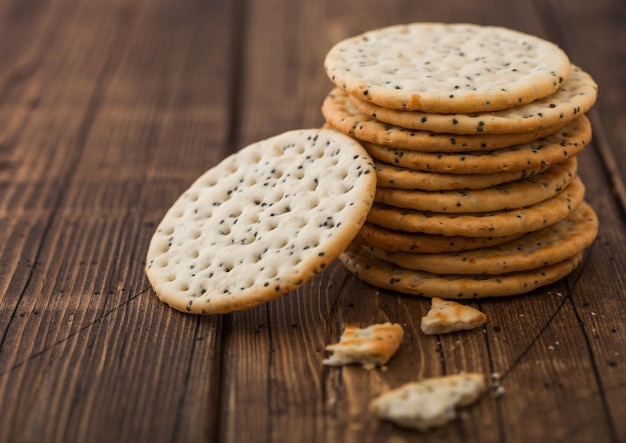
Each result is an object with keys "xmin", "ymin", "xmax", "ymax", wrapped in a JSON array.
[
  {"xmin": 374, "ymin": 160, "xmax": 544, "ymax": 191},
  {"xmin": 322, "ymin": 88, "xmax": 568, "ymax": 152},
  {"xmin": 367, "ymin": 176, "xmax": 585, "ymax": 237},
  {"xmin": 340, "ymin": 244, "xmax": 584, "ymax": 299},
  {"xmin": 362, "ymin": 115, "xmax": 591, "ymax": 175},
  {"xmin": 325, "ymin": 23, "xmax": 571, "ymax": 113},
  {"xmin": 145, "ymin": 129, "xmax": 377, "ymax": 314},
  {"xmin": 375, "ymin": 158, "xmax": 577, "ymax": 212},
  {"xmin": 367, "ymin": 202, "xmax": 598, "ymax": 274},
  {"xmin": 353, "ymin": 222, "xmax": 524, "ymax": 253},
  {"xmin": 350, "ymin": 66, "xmax": 597, "ymax": 134}
]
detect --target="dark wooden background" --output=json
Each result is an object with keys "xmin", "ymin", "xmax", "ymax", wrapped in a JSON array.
[{"xmin": 1, "ymin": 0, "xmax": 625, "ymax": 442}]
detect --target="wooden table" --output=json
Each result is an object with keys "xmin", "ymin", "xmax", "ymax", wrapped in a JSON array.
[{"xmin": 1, "ymin": 0, "xmax": 625, "ymax": 442}]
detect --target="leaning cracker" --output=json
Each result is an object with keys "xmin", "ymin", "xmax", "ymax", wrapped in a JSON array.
[
  {"xmin": 340, "ymin": 244, "xmax": 584, "ymax": 299},
  {"xmin": 351, "ymin": 65, "xmax": 596, "ymax": 134},
  {"xmin": 421, "ymin": 298, "xmax": 487, "ymax": 335},
  {"xmin": 375, "ymin": 158, "xmax": 577, "ymax": 212},
  {"xmin": 145, "ymin": 129, "xmax": 376, "ymax": 314},
  {"xmin": 367, "ymin": 176, "xmax": 585, "ymax": 237},
  {"xmin": 323, "ymin": 322, "xmax": 404, "ymax": 369},
  {"xmin": 322, "ymin": 88, "xmax": 567, "ymax": 152},
  {"xmin": 362, "ymin": 115, "xmax": 591, "ymax": 175},
  {"xmin": 369, "ymin": 373, "xmax": 487, "ymax": 431},
  {"xmin": 325, "ymin": 23, "xmax": 571, "ymax": 113},
  {"xmin": 367, "ymin": 202, "xmax": 598, "ymax": 274},
  {"xmin": 353, "ymin": 222, "xmax": 524, "ymax": 253},
  {"xmin": 374, "ymin": 160, "xmax": 544, "ymax": 191}
]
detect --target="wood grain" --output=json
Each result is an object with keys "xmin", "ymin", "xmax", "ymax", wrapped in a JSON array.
[{"xmin": 0, "ymin": 0, "xmax": 624, "ymax": 442}]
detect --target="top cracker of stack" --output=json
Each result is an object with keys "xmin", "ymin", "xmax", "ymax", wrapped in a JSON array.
[{"xmin": 322, "ymin": 22, "xmax": 599, "ymax": 299}]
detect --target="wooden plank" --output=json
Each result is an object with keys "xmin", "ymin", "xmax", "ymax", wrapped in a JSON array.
[
  {"xmin": 0, "ymin": 0, "xmax": 237, "ymax": 441},
  {"xmin": 0, "ymin": 0, "xmax": 624, "ymax": 442},
  {"xmin": 538, "ymin": 2, "xmax": 626, "ymax": 441},
  {"xmin": 536, "ymin": 0, "xmax": 626, "ymax": 213},
  {"xmin": 218, "ymin": 1, "xmax": 626, "ymax": 443}
]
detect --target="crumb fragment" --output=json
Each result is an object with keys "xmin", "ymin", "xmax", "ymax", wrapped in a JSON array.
[
  {"xmin": 421, "ymin": 297, "xmax": 487, "ymax": 334},
  {"xmin": 369, "ymin": 373, "xmax": 486, "ymax": 431},
  {"xmin": 323, "ymin": 322, "xmax": 404, "ymax": 369}
]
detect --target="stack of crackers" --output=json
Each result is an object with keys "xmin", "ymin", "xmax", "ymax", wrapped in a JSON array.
[{"xmin": 322, "ymin": 22, "xmax": 599, "ymax": 298}]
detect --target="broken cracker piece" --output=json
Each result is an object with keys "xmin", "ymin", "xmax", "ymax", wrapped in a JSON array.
[
  {"xmin": 369, "ymin": 373, "xmax": 486, "ymax": 431},
  {"xmin": 323, "ymin": 322, "xmax": 403, "ymax": 369},
  {"xmin": 421, "ymin": 297, "xmax": 486, "ymax": 335}
]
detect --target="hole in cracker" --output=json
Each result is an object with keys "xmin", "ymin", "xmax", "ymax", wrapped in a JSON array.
[
  {"xmin": 288, "ymin": 255, "xmax": 303, "ymax": 267},
  {"xmin": 333, "ymin": 201, "xmax": 347, "ymax": 213},
  {"xmin": 265, "ymin": 266, "xmax": 279, "ymax": 279},
  {"xmin": 307, "ymin": 196, "xmax": 320, "ymax": 210},
  {"xmin": 202, "ymin": 177, "xmax": 219, "ymax": 187},
  {"xmin": 156, "ymin": 257, "xmax": 169, "ymax": 268}
]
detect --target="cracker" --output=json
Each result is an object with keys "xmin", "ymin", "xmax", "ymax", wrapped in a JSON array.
[
  {"xmin": 340, "ymin": 244, "xmax": 584, "ymax": 298},
  {"xmin": 421, "ymin": 298, "xmax": 487, "ymax": 335},
  {"xmin": 374, "ymin": 160, "xmax": 544, "ymax": 191},
  {"xmin": 369, "ymin": 373, "xmax": 487, "ymax": 430},
  {"xmin": 325, "ymin": 23, "xmax": 571, "ymax": 113},
  {"xmin": 375, "ymin": 158, "xmax": 577, "ymax": 212},
  {"xmin": 350, "ymin": 65, "xmax": 597, "ymax": 134},
  {"xmin": 362, "ymin": 115, "xmax": 591, "ymax": 175},
  {"xmin": 322, "ymin": 88, "xmax": 567, "ymax": 152},
  {"xmin": 367, "ymin": 176, "xmax": 585, "ymax": 237},
  {"xmin": 145, "ymin": 129, "xmax": 377, "ymax": 314},
  {"xmin": 367, "ymin": 202, "xmax": 598, "ymax": 274},
  {"xmin": 323, "ymin": 322, "xmax": 404, "ymax": 369},
  {"xmin": 353, "ymin": 222, "xmax": 524, "ymax": 253}
]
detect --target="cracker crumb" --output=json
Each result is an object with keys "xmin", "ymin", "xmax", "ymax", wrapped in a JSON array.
[
  {"xmin": 323, "ymin": 322, "xmax": 404, "ymax": 369},
  {"xmin": 369, "ymin": 373, "xmax": 486, "ymax": 431},
  {"xmin": 421, "ymin": 297, "xmax": 486, "ymax": 335}
]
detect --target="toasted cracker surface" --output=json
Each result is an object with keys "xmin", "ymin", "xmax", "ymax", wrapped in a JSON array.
[
  {"xmin": 340, "ymin": 244, "xmax": 584, "ymax": 298},
  {"xmin": 353, "ymin": 222, "xmax": 524, "ymax": 253},
  {"xmin": 322, "ymin": 88, "xmax": 567, "ymax": 152},
  {"xmin": 367, "ymin": 176, "xmax": 585, "ymax": 237},
  {"xmin": 145, "ymin": 129, "xmax": 376, "ymax": 314},
  {"xmin": 325, "ymin": 23, "xmax": 571, "ymax": 113},
  {"xmin": 349, "ymin": 65, "xmax": 596, "ymax": 134},
  {"xmin": 374, "ymin": 160, "xmax": 544, "ymax": 191},
  {"xmin": 361, "ymin": 116, "xmax": 591, "ymax": 175},
  {"xmin": 368, "ymin": 202, "xmax": 598, "ymax": 274},
  {"xmin": 374, "ymin": 158, "xmax": 577, "ymax": 213}
]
